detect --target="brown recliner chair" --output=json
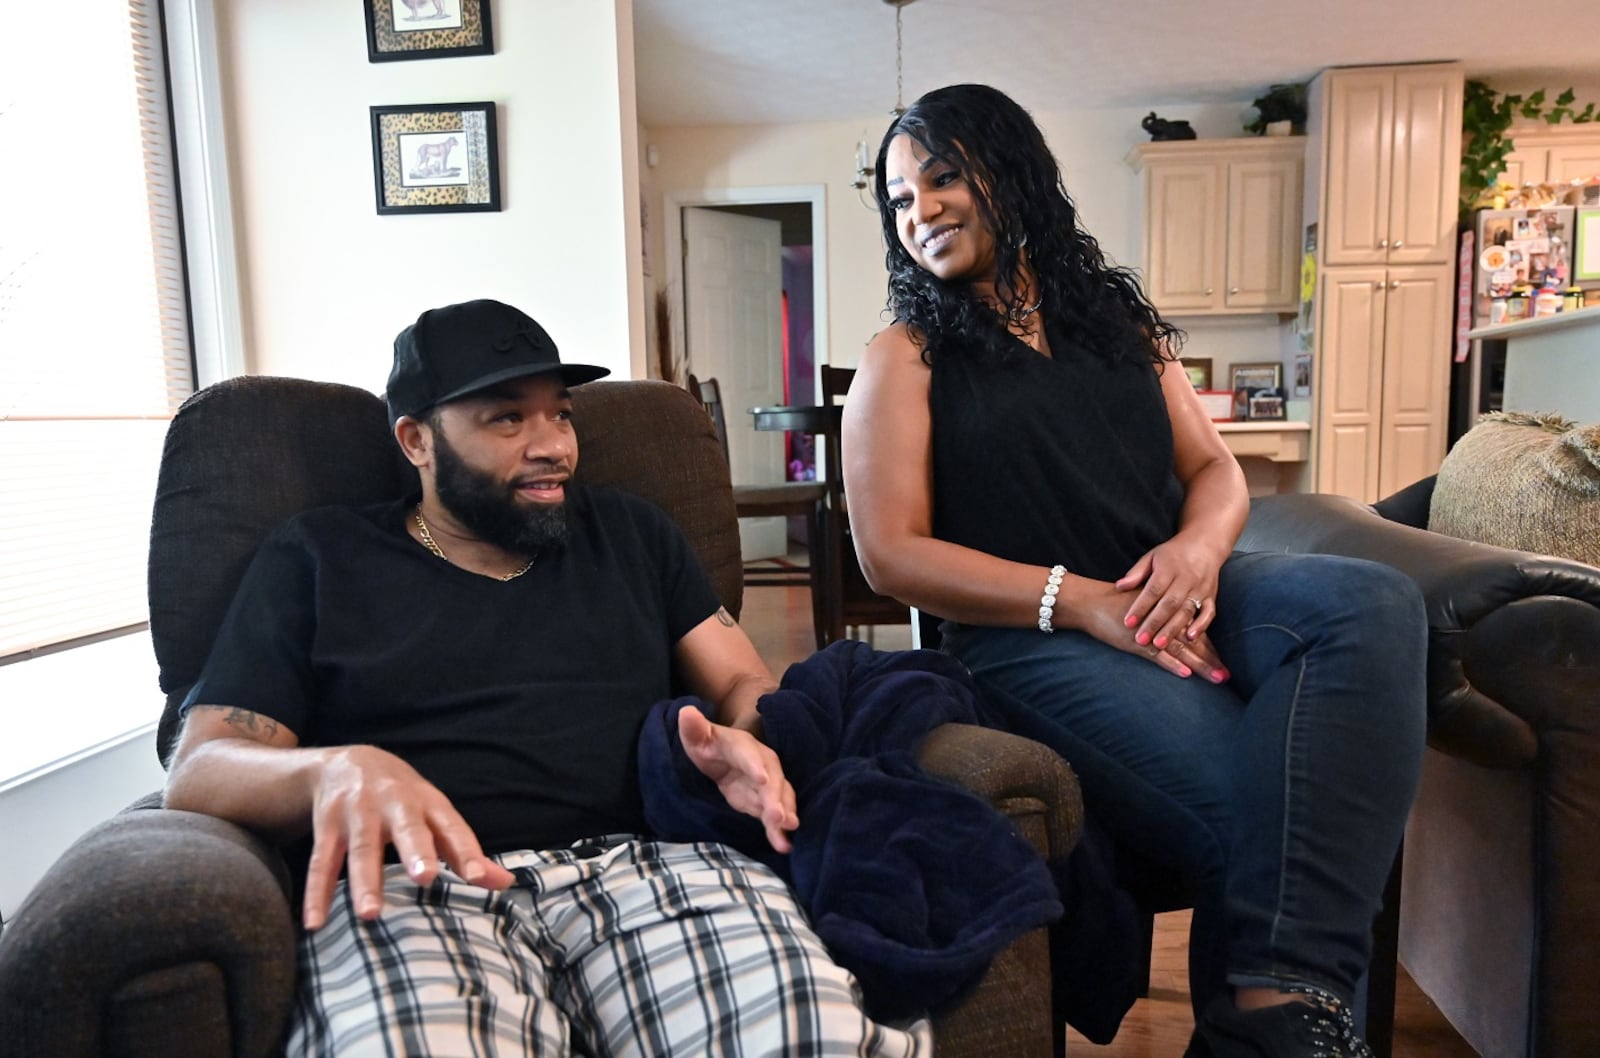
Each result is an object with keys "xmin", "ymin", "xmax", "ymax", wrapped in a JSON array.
[
  {"xmin": 1237, "ymin": 476, "xmax": 1600, "ymax": 1058},
  {"xmin": 0, "ymin": 375, "xmax": 1082, "ymax": 1058}
]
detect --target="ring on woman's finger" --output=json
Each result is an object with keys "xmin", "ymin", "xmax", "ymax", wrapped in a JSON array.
[{"xmin": 1187, "ymin": 597, "xmax": 1203, "ymax": 615}]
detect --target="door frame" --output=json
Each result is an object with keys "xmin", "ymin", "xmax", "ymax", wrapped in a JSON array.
[{"xmin": 662, "ymin": 184, "xmax": 830, "ymax": 401}]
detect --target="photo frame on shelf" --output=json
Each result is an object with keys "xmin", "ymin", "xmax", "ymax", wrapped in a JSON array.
[
  {"xmin": 1247, "ymin": 387, "xmax": 1287, "ymax": 421},
  {"xmin": 1229, "ymin": 361, "xmax": 1283, "ymax": 393},
  {"xmin": 1182, "ymin": 357, "xmax": 1213, "ymax": 391},
  {"xmin": 1196, "ymin": 390, "xmax": 1235, "ymax": 422},
  {"xmin": 370, "ymin": 102, "xmax": 500, "ymax": 215},
  {"xmin": 364, "ymin": 0, "xmax": 493, "ymax": 63}
]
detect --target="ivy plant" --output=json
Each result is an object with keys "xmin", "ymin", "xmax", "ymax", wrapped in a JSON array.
[{"xmin": 1460, "ymin": 79, "xmax": 1597, "ymax": 222}]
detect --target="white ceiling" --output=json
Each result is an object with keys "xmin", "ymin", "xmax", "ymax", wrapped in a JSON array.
[{"xmin": 632, "ymin": 0, "xmax": 1600, "ymax": 127}]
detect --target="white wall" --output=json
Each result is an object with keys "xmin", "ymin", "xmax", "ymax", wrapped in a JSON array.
[
  {"xmin": 218, "ymin": 0, "xmax": 645, "ymax": 390},
  {"xmin": 643, "ymin": 99, "xmax": 1284, "ymax": 373},
  {"xmin": 1, "ymin": 730, "xmax": 166, "ymax": 926}
]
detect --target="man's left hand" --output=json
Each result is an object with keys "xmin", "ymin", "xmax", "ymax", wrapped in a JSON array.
[{"xmin": 678, "ymin": 705, "xmax": 799, "ymax": 853}]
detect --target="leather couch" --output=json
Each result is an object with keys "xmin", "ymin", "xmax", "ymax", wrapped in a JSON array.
[{"xmin": 1237, "ymin": 476, "xmax": 1600, "ymax": 1058}]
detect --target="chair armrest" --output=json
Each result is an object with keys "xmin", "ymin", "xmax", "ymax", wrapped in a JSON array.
[
  {"xmin": 917, "ymin": 723, "xmax": 1083, "ymax": 862},
  {"xmin": 0, "ymin": 807, "xmax": 297, "ymax": 1058},
  {"xmin": 916, "ymin": 723, "xmax": 1082, "ymax": 1057},
  {"xmin": 1240, "ymin": 493, "xmax": 1600, "ymax": 767}
]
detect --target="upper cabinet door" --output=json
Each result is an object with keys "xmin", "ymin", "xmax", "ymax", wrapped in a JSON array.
[
  {"xmin": 1547, "ymin": 144, "xmax": 1600, "ymax": 183},
  {"xmin": 1385, "ymin": 69, "xmax": 1463, "ymax": 266},
  {"xmin": 1226, "ymin": 155, "xmax": 1303, "ymax": 310},
  {"xmin": 1495, "ymin": 148, "xmax": 1540, "ymax": 189},
  {"xmin": 1322, "ymin": 71, "xmax": 1395, "ymax": 267},
  {"xmin": 1145, "ymin": 162, "xmax": 1222, "ymax": 312},
  {"xmin": 1132, "ymin": 139, "xmax": 1304, "ymax": 316}
]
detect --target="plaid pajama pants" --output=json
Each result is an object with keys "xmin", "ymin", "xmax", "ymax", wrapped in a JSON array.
[{"xmin": 287, "ymin": 836, "xmax": 933, "ymax": 1057}]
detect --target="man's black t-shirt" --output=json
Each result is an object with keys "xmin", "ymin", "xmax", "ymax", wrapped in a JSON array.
[{"xmin": 181, "ymin": 486, "xmax": 722, "ymax": 854}]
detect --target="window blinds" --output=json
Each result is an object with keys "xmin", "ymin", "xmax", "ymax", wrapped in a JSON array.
[{"xmin": 0, "ymin": 0, "xmax": 194, "ymax": 660}]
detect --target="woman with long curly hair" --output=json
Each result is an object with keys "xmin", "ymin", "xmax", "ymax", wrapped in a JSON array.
[{"xmin": 843, "ymin": 83, "xmax": 1426, "ymax": 1058}]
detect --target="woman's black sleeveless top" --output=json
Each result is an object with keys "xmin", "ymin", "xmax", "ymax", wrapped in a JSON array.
[{"xmin": 927, "ymin": 323, "xmax": 1185, "ymax": 583}]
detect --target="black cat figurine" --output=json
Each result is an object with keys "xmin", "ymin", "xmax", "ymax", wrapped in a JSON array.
[{"xmin": 1142, "ymin": 112, "xmax": 1197, "ymax": 141}]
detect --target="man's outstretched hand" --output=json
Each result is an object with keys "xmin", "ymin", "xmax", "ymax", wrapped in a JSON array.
[{"xmin": 677, "ymin": 705, "xmax": 799, "ymax": 853}]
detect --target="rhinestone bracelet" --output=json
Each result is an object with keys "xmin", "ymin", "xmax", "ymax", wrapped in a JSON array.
[{"xmin": 1038, "ymin": 564, "xmax": 1066, "ymax": 634}]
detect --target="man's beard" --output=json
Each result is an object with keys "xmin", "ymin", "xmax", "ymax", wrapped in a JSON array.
[{"xmin": 432, "ymin": 427, "xmax": 571, "ymax": 555}]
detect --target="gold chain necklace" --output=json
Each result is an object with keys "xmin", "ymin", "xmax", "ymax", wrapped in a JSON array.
[{"xmin": 414, "ymin": 507, "xmax": 535, "ymax": 581}]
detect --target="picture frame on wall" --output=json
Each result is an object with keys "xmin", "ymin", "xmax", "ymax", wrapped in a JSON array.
[
  {"xmin": 1181, "ymin": 357, "xmax": 1213, "ymax": 391},
  {"xmin": 1292, "ymin": 353, "xmax": 1312, "ymax": 398},
  {"xmin": 370, "ymin": 102, "xmax": 501, "ymax": 215},
  {"xmin": 1575, "ymin": 208, "xmax": 1600, "ymax": 283},
  {"xmin": 364, "ymin": 0, "xmax": 493, "ymax": 63},
  {"xmin": 1229, "ymin": 361, "xmax": 1283, "ymax": 393}
]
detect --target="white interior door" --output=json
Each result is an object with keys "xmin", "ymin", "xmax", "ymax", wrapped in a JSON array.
[{"xmin": 683, "ymin": 206, "xmax": 787, "ymax": 560}]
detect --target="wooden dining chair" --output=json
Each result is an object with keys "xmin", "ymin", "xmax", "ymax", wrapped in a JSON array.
[
  {"xmin": 689, "ymin": 374, "xmax": 830, "ymax": 648},
  {"xmin": 817, "ymin": 365, "xmax": 912, "ymax": 645}
]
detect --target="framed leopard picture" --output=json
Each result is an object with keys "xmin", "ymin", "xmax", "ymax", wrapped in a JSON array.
[
  {"xmin": 370, "ymin": 102, "xmax": 501, "ymax": 215},
  {"xmin": 363, "ymin": 0, "xmax": 493, "ymax": 63}
]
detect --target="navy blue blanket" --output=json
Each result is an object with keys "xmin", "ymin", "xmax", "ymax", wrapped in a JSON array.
[{"xmin": 638, "ymin": 640, "xmax": 1063, "ymax": 1021}]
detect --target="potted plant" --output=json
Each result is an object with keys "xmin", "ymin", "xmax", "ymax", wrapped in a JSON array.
[{"xmin": 1245, "ymin": 83, "xmax": 1308, "ymax": 136}]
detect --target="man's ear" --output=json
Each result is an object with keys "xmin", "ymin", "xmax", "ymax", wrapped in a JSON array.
[{"xmin": 394, "ymin": 415, "xmax": 431, "ymax": 469}]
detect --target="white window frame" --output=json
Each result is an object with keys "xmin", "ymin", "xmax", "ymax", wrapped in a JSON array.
[{"xmin": 164, "ymin": 0, "xmax": 247, "ymax": 386}]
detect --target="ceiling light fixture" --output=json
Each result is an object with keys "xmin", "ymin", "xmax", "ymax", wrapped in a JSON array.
[{"xmin": 851, "ymin": 0, "xmax": 919, "ymax": 206}]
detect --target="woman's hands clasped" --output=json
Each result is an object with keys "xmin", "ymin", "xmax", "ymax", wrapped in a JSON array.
[{"xmin": 1106, "ymin": 534, "xmax": 1231, "ymax": 683}]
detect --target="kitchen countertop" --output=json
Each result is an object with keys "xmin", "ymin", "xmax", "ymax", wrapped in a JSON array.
[{"xmin": 1466, "ymin": 303, "xmax": 1600, "ymax": 341}]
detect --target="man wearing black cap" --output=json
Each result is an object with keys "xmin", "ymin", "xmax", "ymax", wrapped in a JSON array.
[{"xmin": 164, "ymin": 299, "xmax": 931, "ymax": 1057}]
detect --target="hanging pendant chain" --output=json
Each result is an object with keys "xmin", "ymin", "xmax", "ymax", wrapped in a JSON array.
[{"xmin": 893, "ymin": 4, "xmax": 905, "ymax": 116}]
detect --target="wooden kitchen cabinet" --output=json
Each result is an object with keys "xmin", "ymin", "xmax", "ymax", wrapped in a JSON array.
[
  {"xmin": 1313, "ymin": 264, "xmax": 1453, "ymax": 501},
  {"xmin": 1320, "ymin": 66, "xmax": 1463, "ymax": 268},
  {"xmin": 1129, "ymin": 138, "xmax": 1303, "ymax": 314},
  {"xmin": 1499, "ymin": 124, "xmax": 1600, "ymax": 187},
  {"xmin": 1307, "ymin": 63, "xmax": 1463, "ymax": 503}
]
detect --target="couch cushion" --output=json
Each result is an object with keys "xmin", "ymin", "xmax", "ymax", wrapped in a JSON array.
[{"xmin": 1428, "ymin": 411, "xmax": 1600, "ymax": 567}]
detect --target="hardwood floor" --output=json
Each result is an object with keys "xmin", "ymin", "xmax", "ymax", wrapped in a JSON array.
[
  {"xmin": 1059, "ymin": 910, "xmax": 1478, "ymax": 1058},
  {"xmin": 736, "ymin": 578, "xmax": 1479, "ymax": 1058}
]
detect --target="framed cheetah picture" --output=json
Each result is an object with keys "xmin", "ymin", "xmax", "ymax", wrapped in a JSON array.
[
  {"xmin": 363, "ymin": 0, "xmax": 492, "ymax": 63},
  {"xmin": 370, "ymin": 102, "xmax": 501, "ymax": 215}
]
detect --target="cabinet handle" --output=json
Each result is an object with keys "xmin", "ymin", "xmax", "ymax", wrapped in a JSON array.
[
  {"xmin": 1392, "ymin": 240, "xmax": 1404, "ymax": 250},
  {"xmin": 1389, "ymin": 280, "xmax": 1400, "ymax": 290},
  {"xmin": 1205, "ymin": 288, "xmax": 1213, "ymax": 296},
  {"xmin": 1379, "ymin": 239, "xmax": 1389, "ymax": 249},
  {"xmin": 1374, "ymin": 281, "xmax": 1385, "ymax": 290},
  {"xmin": 1229, "ymin": 287, "xmax": 1239, "ymax": 295}
]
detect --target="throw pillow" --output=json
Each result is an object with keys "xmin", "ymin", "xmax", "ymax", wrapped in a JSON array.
[{"xmin": 1428, "ymin": 411, "xmax": 1600, "ymax": 567}]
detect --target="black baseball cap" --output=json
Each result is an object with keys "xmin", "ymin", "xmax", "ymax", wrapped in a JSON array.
[{"xmin": 385, "ymin": 299, "xmax": 610, "ymax": 424}]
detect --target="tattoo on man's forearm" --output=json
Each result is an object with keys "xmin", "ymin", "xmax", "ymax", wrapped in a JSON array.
[{"xmin": 716, "ymin": 607, "xmax": 736, "ymax": 628}]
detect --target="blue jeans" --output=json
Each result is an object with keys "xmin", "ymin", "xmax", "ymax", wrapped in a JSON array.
[{"xmin": 941, "ymin": 551, "xmax": 1426, "ymax": 1014}]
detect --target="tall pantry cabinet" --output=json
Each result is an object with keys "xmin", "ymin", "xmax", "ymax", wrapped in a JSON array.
[{"xmin": 1305, "ymin": 64, "xmax": 1463, "ymax": 502}]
